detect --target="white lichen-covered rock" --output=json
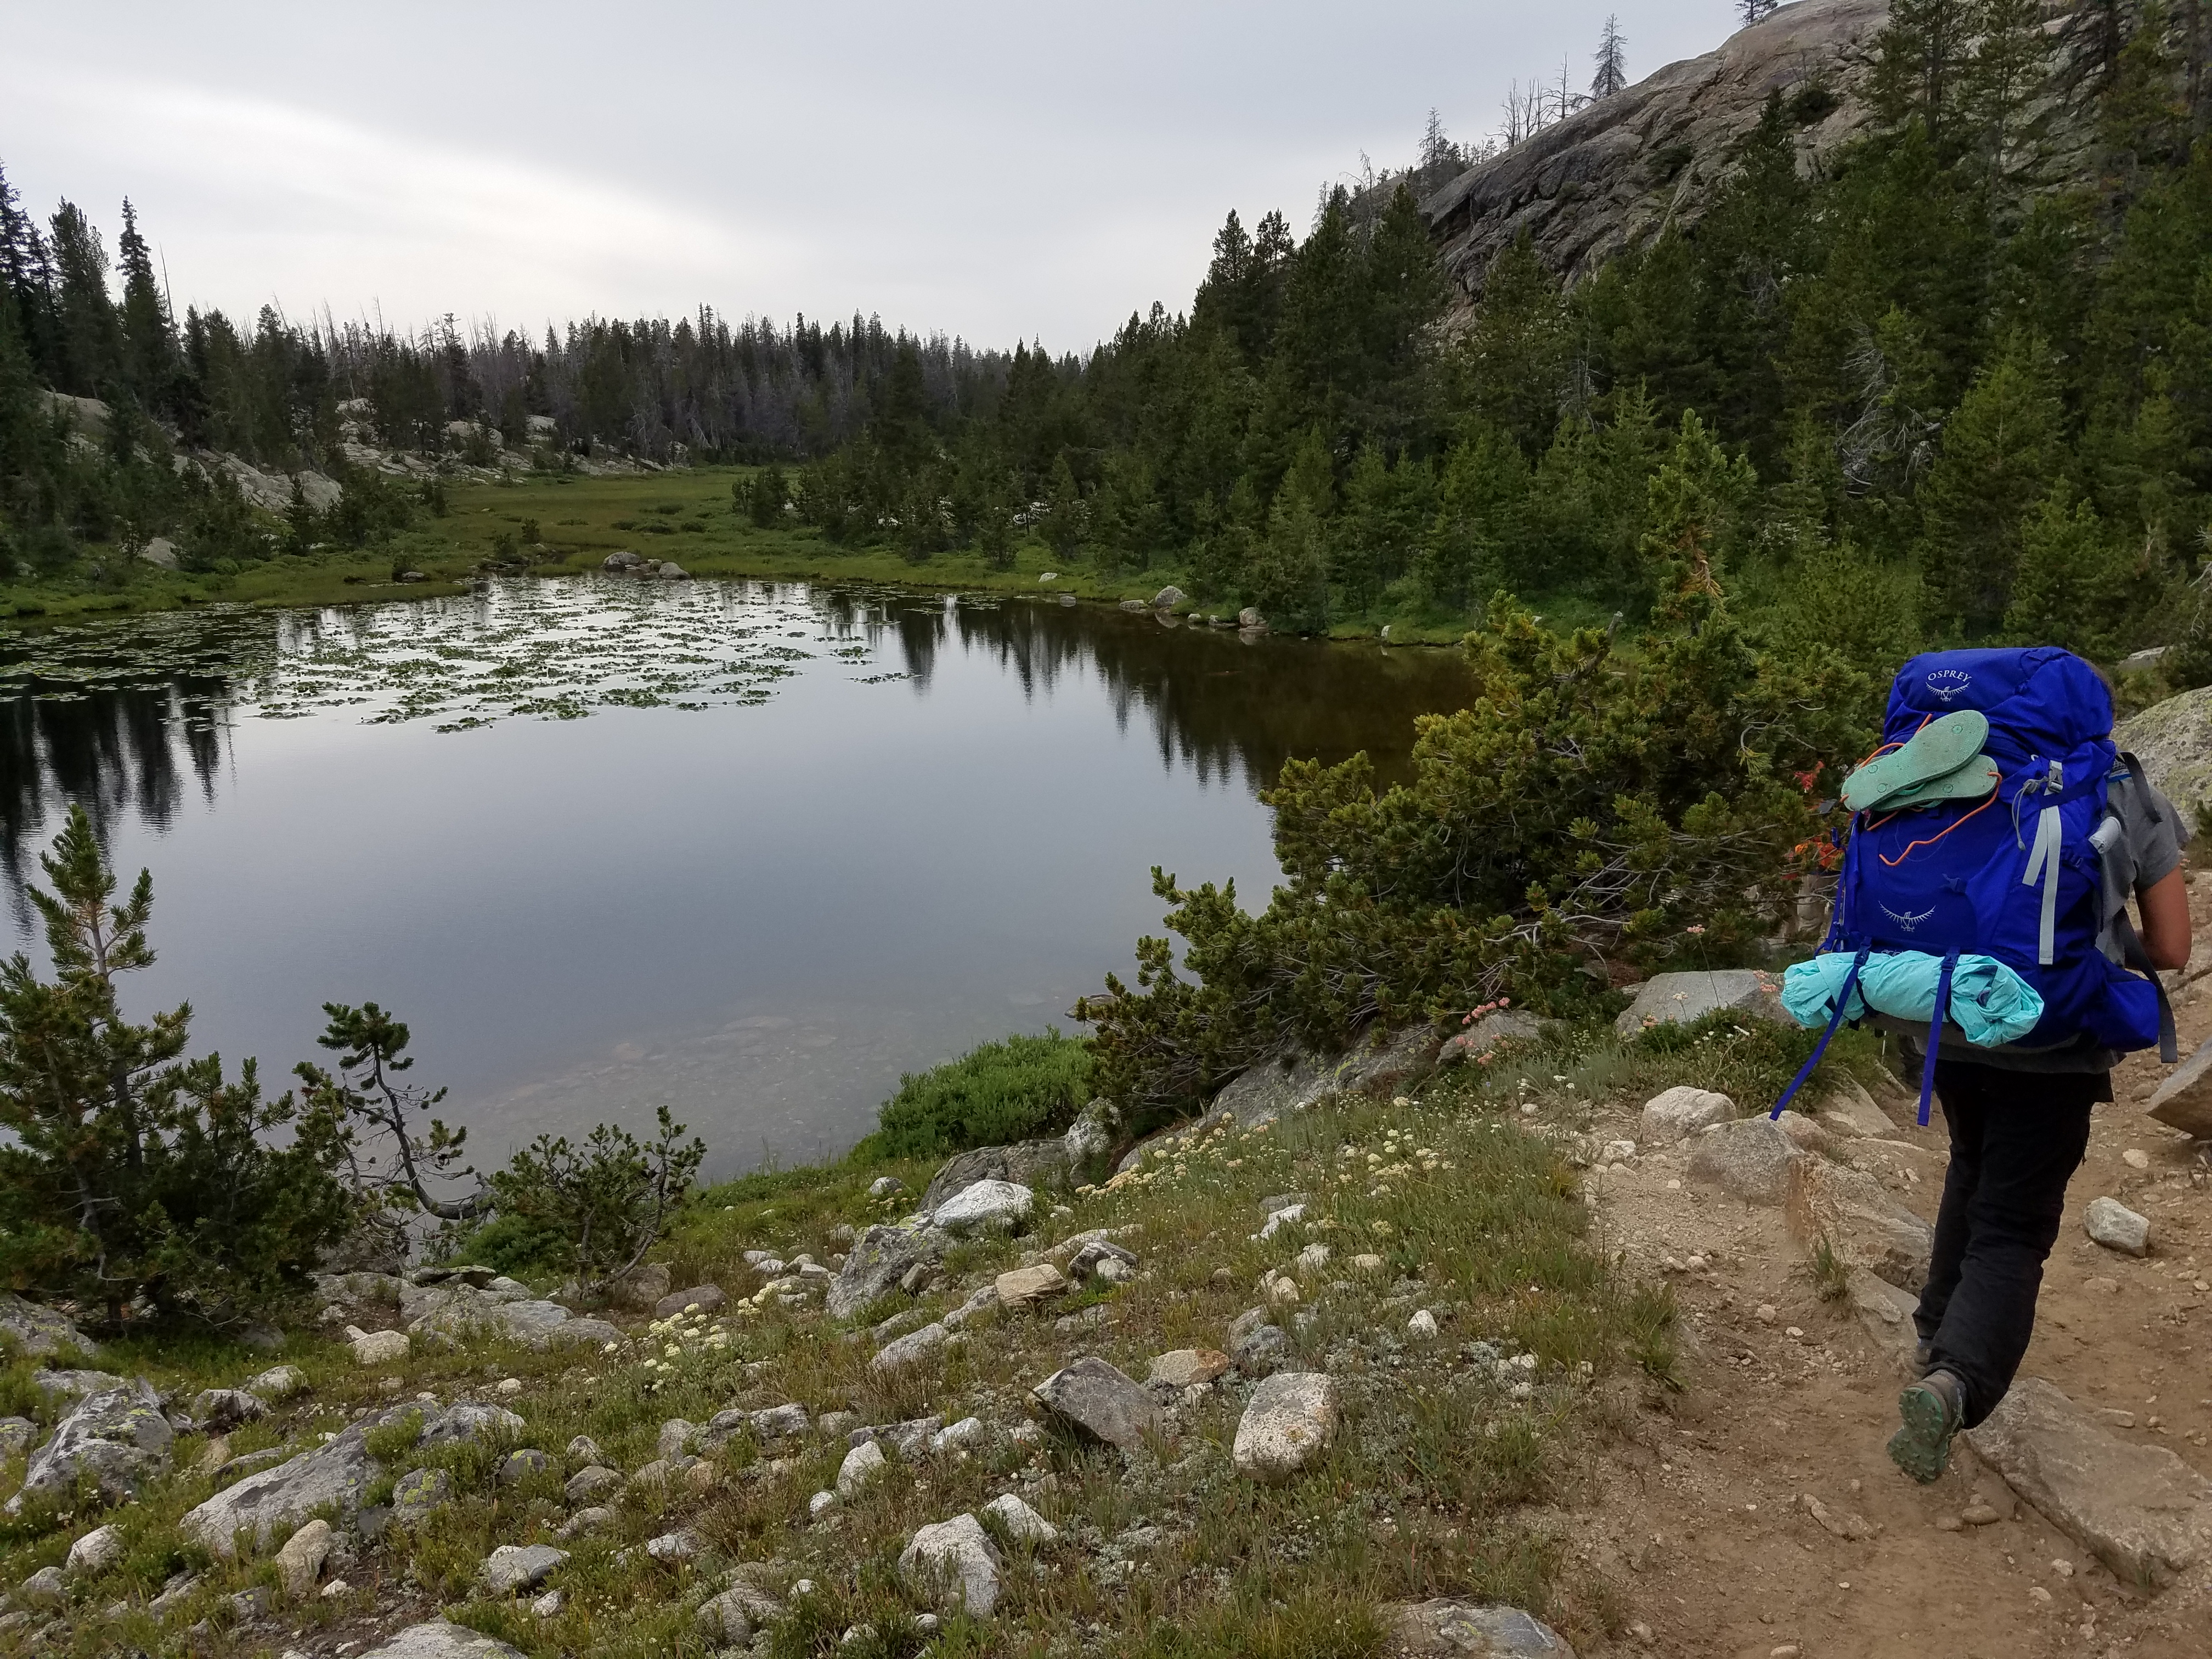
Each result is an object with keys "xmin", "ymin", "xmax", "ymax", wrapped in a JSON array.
[
  {"xmin": 65, "ymin": 1522, "xmax": 126, "ymax": 1576},
  {"xmin": 358, "ymin": 1623, "xmax": 530, "ymax": 1659},
  {"xmin": 899, "ymin": 1513, "xmax": 1003, "ymax": 1616},
  {"xmin": 930, "ymin": 1179, "xmax": 1034, "ymax": 1234},
  {"xmin": 1638, "ymin": 1085, "xmax": 1736, "ymax": 1143},
  {"xmin": 2085, "ymin": 1196, "xmax": 2152, "ymax": 1256},
  {"xmin": 0, "ymin": 1292, "xmax": 87, "ymax": 1358},
  {"xmin": 871, "ymin": 1321, "xmax": 951, "ymax": 1374},
  {"xmin": 1384, "ymin": 1598, "xmax": 1579, "ymax": 1656},
  {"xmin": 420, "ymin": 1403, "xmax": 526, "ymax": 1447},
  {"xmin": 245, "ymin": 1364, "xmax": 308, "ymax": 1401},
  {"xmin": 1232, "ymin": 1372, "xmax": 1340, "ymax": 1481},
  {"xmin": 836, "ymin": 1439, "xmax": 887, "ymax": 1498},
  {"xmin": 984, "ymin": 1491, "xmax": 1057, "ymax": 1544},
  {"xmin": 351, "ymin": 1329, "xmax": 410, "ymax": 1365},
  {"xmin": 4, "ymin": 1379, "xmax": 172, "ymax": 1515},
  {"xmin": 827, "ymin": 1223, "xmax": 940, "ymax": 1319},
  {"xmin": 191, "ymin": 1389, "xmax": 268, "ymax": 1431}
]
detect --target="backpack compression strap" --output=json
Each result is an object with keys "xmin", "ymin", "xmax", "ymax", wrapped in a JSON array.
[
  {"xmin": 1769, "ymin": 945, "xmax": 1871, "ymax": 1120},
  {"xmin": 1915, "ymin": 947, "xmax": 1962, "ymax": 1127}
]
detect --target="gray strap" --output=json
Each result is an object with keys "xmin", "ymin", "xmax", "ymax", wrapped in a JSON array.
[{"xmin": 2113, "ymin": 909, "xmax": 2180, "ymax": 1063}]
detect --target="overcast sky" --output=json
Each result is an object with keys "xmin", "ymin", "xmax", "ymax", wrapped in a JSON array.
[{"xmin": 4, "ymin": 1, "xmax": 1742, "ymax": 353}]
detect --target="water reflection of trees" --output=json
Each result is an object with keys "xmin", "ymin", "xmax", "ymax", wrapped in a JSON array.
[
  {"xmin": 0, "ymin": 588, "xmax": 1470, "ymax": 921},
  {"xmin": 0, "ymin": 682, "xmax": 230, "ymax": 922},
  {"xmin": 874, "ymin": 595, "xmax": 1472, "ymax": 794}
]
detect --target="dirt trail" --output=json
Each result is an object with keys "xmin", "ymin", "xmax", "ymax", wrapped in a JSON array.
[{"xmin": 1561, "ymin": 872, "xmax": 2212, "ymax": 1659}]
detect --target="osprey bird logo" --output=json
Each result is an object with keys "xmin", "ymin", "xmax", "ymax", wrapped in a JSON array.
[
  {"xmin": 1881, "ymin": 904, "xmax": 1937, "ymax": 934},
  {"xmin": 1925, "ymin": 668, "xmax": 1974, "ymax": 702}
]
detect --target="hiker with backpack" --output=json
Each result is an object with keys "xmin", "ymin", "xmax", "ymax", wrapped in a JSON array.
[{"xmin": 1775, "ymin": 647, "xmax": 2191, "ymax": 1482}]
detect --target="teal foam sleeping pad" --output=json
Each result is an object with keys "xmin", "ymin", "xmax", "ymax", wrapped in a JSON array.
[{"xmin": 1781, "ymin": 949, "xmax": 2045, "ymax": 1047}]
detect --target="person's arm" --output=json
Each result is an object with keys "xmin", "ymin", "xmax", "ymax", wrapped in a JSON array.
[{"xmin": 2138, "ymin": 867, "xmax": 2192, "ymax": 971}]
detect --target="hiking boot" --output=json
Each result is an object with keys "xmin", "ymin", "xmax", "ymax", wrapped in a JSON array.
[
  {"xmin": 1842, "ymin": 710, "xmax": 1990, "ymax": 814},
  {"xmin": 1888, "ymin": 1368, "xmax": 1964, "ymax": 1483}
]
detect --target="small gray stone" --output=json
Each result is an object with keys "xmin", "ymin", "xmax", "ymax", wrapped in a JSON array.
[
  {"xmin": 871, "ymin": 1321, "xmax": 951, "ymax": 1373},
  {"xmin": 1685, "ymin": 1116, "xmax": 1801, "ymax": 1205},
  {"xmin": 245, "ymin": 1364, "xmax": 308, "ymax": 1401},
  {"xmin": 653, "ymin": 1285, "xmax": 725, "ymax": 1319},
  {"xmin": 828, "ymin": 1224, "xmax": 941, "ymax": 1320},
  {"xmin": 656, "ymin": 1418, "xmax": 698, "ymax": 1460},
  {"xmin": 868, "ymin": 1175, "xmax": 908, "ymax": 1199},
  {"xmin": 2085, "ymin": 1197, "xmax": 2151, "ymax": 1256},
  {"xmin": 1031, "ymin": 1356, "xmax": 1160, "ymax": 1448},
  {"xmin": 420, "ymin": 1403, "xmax": 525, "ymax": 1447},
  {"xmin": 564, "ymin": 1464, "xmax": 622, "ymax": 1503},
  {"xmin": 357, "ymin": 1621, "xmax": 531, "ymax": 1659},
  {"xmin": 18, "ymin": 1565, "xmax": 64, "ymax": 1606},
  {"xmin": 983, "ymin": 1492, "xmax": 1056, "ymax": 1544},
  {"xmin": 555, "ymin": 1506, "xmax": 612, "ymax": 1539},
  {"xmin": 5, "ymin": 1378, "xmax": 172, "ymax": 1515},
  {"xmin": 1227, "ymin": 1308, "xmax": 1290, "ymax": 1376},
  {"xmin": 191, "ymin": 1389, "xmax": 268, "ymax": 1432},
  {"xmin": 0, "ymin": 1418, "xmax": 34, "ymax": 1459},
  {"xmin": 1638, "ymin": 1085, "xmax": 1736, "ymax": 1144},
  {"xmin": 392, "ymin": 1467, "xmax": 453, "ymax": 1522},
  {"xmin": 898, "ymin": 1513, "xmax": 1003, "ymax": 1616},
  {"xmin": 498, "ymin": 1449, "xmax": 553, "ymax": 1486},
  {"xmin": 481, "ymin": 1543, "xmax": 567, "ymax": 1596},
  {"xmin": 644, "ymin": 1527, "xmax": 705, "ymax": 1562},
  {"xmin": 752, "ymin": 1402, "xmax": 810, "ymax": 1441},
  {"xmin": 565, "ymin": 1435, "xmax": 603, "ymax": 1464}
]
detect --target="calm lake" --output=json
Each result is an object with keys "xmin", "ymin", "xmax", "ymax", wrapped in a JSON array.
[{"xmin": 0, "ymin": 579, "xmax": 1473, "ymax": 1176}]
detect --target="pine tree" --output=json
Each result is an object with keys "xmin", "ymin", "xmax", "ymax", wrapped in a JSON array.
[
  {"xmin": 1593, "ymin": 15, "xmax": 1628, "ymax": 99},
  {"xmin": 46, "ymin": 200, "xmax": 121, "ymax": 397},
  {"xmin": 1738, "ymin": 0, "xmax": 1779, "ymax": 25},
  {"xmin": 1916, "ymin": 332, "xmax": 2067, "ymax": 633},
  {"xmin": 2002, "ymin": 486, "xmax": 2149, "ymax": 656},
  {"xmin": 1871, "ymin": 0, "xmax": 1978, "ymax": 146},
  {"xmin": 1965, "ymin": 0, "xmax": 2056, "ymax": 190},
  {"xmin": 115, "ymin": 199, "xmax": 174, "ymax": 416}
]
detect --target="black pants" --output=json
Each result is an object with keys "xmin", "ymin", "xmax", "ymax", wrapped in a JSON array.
[{"xmin": 1914, "ymin": 1060, "xmax": 2104, "ymax": 1429}]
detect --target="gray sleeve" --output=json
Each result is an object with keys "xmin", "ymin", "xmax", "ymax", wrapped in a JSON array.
[{"xmin": 2125, "ymin": 776, "xmax": 2188, "ymax": 893}]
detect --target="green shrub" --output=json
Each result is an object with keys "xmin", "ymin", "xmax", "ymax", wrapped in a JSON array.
[
  {"xmin": 853, "ymin": 1032, "xmax": 1094, "ymax": 1162},
  {"xmin": 438, "ymin": 1211, "xmax": 569, "ymax": 1278}
]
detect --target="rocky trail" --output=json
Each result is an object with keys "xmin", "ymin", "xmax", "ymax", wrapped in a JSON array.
[{"xmin": 1550, "ymin": 874, "xmax": 2212, "ymax": 1659}]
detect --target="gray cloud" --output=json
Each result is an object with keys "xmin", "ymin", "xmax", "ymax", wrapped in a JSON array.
[{"xmin": 3, "ymin": 1, "xmax": 1736, "ymax": 350}]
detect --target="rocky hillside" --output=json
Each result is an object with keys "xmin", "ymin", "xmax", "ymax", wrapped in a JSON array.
[{"xmin": 1421, "ymin": 0, "xmax": 1893, "ymax": 294}]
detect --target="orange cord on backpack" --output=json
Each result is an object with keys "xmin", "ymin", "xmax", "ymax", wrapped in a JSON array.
[{"xmin": 1873, "ymin": 788, "xmax": 1999, "ymax": 867}]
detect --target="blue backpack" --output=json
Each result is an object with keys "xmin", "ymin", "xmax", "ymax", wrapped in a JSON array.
[{"xmin": 1776, "ymin": 646, "xmax": 2175, "ymax": 1124}]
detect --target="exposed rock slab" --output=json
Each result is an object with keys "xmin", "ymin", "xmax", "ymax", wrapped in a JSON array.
[
  {"xmin": 1786, "ymin": 1156, "xmax": 1934, "ymax": 1290},
  {"xmin": 0, "ymin": 1293, "xmax": 87, "ymax": 1358},
  {"xmin": 2118, "ymin": 685, "xmax": 2212, "ymax": 830},
  {"xmin": 872, "ymin": 1321, "xmax": 951, "ymax": 1373},
  {"xmin": 4, "ymin": 1379, "xmax": 172, "ymax": 1515},
  {"xmin": 2148, "ymin": 1029, "xmax": 2212, "ymax": 1138},
  {"xmin": 182, "ymin": 1407, "xmax": 403, "ymax": 1555},
  {"xmin": 1966, "ymin": 1377, "xmax": 2212, "ymax": 1586},
  {"xmin": 1384, "ymin": 1598, "xmax": 1578, "ymax": 1656},
  {"xmin": 1032, "ymin": 1356, "xmax": 1160, "ymax": 1448},
  {"xmin": 1209, "ymin": 1023, "xmax": 1440, "ymax": 1130},
  {"xmin": 1846, "ymin": 1269, "xmax": 1922, "ymax": 1370},
  {"xmin": 1614, "ymin": 969, "xmax": 1786, "ymax": 1039},
  {"xmin": 996, "ymin": 1263, "xmax": 1069, "ymax": 1310}
]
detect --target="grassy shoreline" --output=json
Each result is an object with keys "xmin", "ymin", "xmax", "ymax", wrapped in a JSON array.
[{"xmin": 0, "ymin": 467, "xmax": 1493, "ymax": 644}]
